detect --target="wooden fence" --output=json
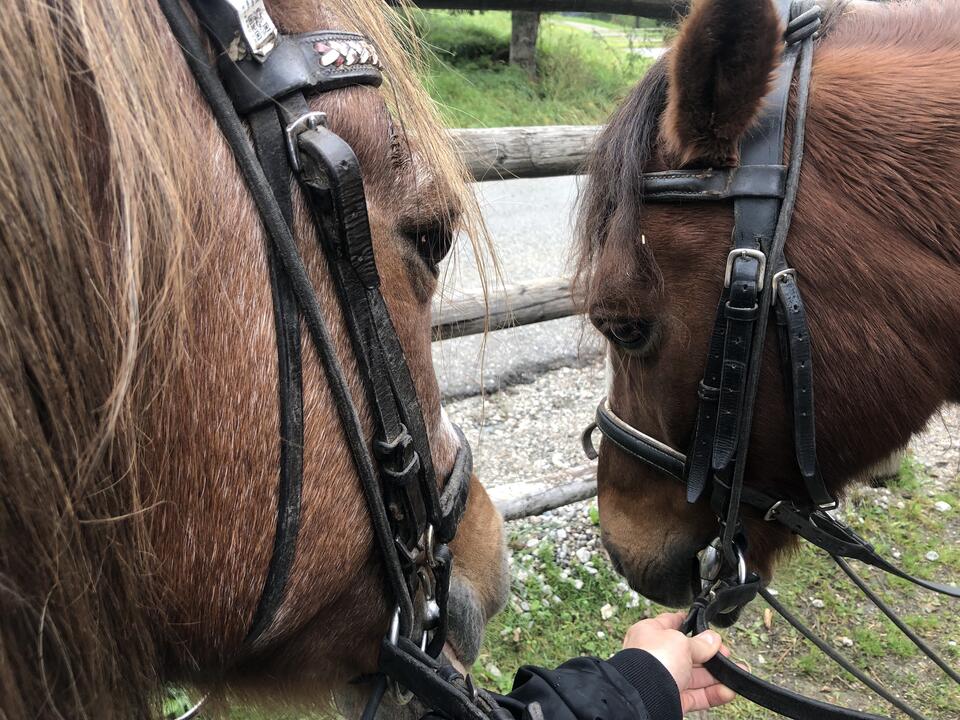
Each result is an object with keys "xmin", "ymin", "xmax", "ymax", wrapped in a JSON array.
[{"xmin": 430, "ymin": 124, "xmax": 601, "ymax": 518}]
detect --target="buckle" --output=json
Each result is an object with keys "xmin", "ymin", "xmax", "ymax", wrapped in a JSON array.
[
  {"xmin": 763, "ymin": 499, "xmax": 784, "ymax": 521},
  {"xmin": 284, "ymin": 111, "xmax": 327, "ymax": 172},
  {"xmin": 771, "ymin": 267, "xmax": 797, "ymax": 305},
  {"xmin": 724, "ymin": 248, "xmax": 766, "ymax": 291}
]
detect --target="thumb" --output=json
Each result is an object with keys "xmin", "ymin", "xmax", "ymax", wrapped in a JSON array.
[{"xmin": 689, "ymin": 630, "xmax": 722, "ymax": 664}]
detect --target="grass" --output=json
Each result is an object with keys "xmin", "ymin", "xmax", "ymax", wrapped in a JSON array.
[
  {"xmin": 473, "ymin": 456, "xmax": 960, "ymax": 718},
  {"xmin": 413, "ymin": 11, "xmax": 653, "ymax": 127}
]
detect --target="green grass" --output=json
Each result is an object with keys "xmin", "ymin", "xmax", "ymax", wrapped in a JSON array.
[
  {"xmin": 413, "ymin": 11, "xmax": 653, "ymax": 127},
  {"xmin": 474, "ymin": 456, "xmax": 960, "ymax": 717}
]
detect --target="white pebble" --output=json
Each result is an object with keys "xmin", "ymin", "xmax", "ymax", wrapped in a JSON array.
[
  {"xmin": 573, "ymin": 579, "xmax": 584, "ymax": 590},
  {"xmin": 597, "ymin": 631, "xmax": 606, "ymax": 639},
  {"xmin": 486, "ymin": 664, "xmax": 502, "ymax": 679},
  {"xmin": 525, "ymin": 538, "xmax": 539, "ymax": 548},
  {"xmin": 757, "ymin": 654, "xmax": 766, "ymax": 665},
  {"xmin": 556, "ymin": 529, "xmax": 568, "ymax": 541},
  {"xmin": 934, "ymin": 501, "xmax": 952, "ymax": 512},
  {"xmin": 925, "ymin": 550, "xmax": 940, "ymax": 562},
  {"xmin": 811, "ymin": 598, "xmax": 825, "ymax": 609},
  {"xmin": 601, "ymin": 603, "xmax": 617, "ymax": 620},
  {"xmin": 837, "ymin": 636, "xmax": 854, "ymax": 647},
  {"xmin": 584, "ymin": 565, "xmax": 598, "ymax": 575},
  {"xmin": 575, "ymin": 547, "xmax": 592, "ymax": 564},
  {"xmin": 766, "ymin": 588, "xmax": 779, "ymax": 597},
  {"xmin": 892, "ymin": 548, "xmax": 902, "ymax": 559}
]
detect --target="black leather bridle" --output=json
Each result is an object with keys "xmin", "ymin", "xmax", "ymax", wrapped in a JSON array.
[
  {"xmin": 583, "ymin": 2, "xmax": 960, "ymax": 719},
  {"xmin": 157, "ymin": 2, "xmax": 508, "ymax": 718}
]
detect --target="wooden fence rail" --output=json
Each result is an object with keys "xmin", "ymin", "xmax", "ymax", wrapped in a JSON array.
[
  {"xmin": 432, "ymin": 277, "xmax": 579, "ymax": 340},
  {"xmin": 405, "ymin": 0, "xmax": 689, "ymax": 21},
  {"xmin": 450, "ymin": 125, "xmax": 600, "ymax": 182},
  {"xmin": 494, "ymin": 463, "xmax": 598, "ymax": 521}
]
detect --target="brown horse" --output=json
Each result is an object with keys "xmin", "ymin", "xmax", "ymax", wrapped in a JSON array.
[
  {"xmin": 0, "ymin": 1, "xmax": 508, "ymax": 718},
  {"xmin": 576, "ymin": 0, "xmax": 960, "ymax": 607}
]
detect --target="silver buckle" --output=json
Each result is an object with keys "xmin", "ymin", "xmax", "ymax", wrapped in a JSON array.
[
  {"xmin": 764, "ymin": 500, "xmax": 784, "ymax": 522},
  {"xmin": 284, "ymin": 111, "xmax": 327, "ymax": 173},
  {"xmin": 723, "ymin": 248, "xmax": 766, "ymax": 292},
  {"xmin": 224, "ymin": 0, "xmax": 279, "ymax": 61},
  {"xmin": 771, "ymin": 268, "xmax": 797, "ymax": 305}
]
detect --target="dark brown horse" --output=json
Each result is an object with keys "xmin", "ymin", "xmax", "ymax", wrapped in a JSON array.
[
  {"xmin": 0, "ymin": 1, "xmax": 507, "ymax": 717},
  {"xmin": 576, "ymin": 0, "xmax": 960, "ymax": 606}
]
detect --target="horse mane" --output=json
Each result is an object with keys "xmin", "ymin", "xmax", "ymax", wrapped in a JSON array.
[
  {"xmin": 0, "ymin": 1, "xmax": 477, "ymax": 718},
  {"xmin": 572, "ymin": 0, "xmax": 850, "ymax": 311}
]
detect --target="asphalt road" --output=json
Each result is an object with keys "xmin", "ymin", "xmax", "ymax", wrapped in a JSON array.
[{"xmin": 432, "ymin": 175, "xmax": 605, "ymax": 398}]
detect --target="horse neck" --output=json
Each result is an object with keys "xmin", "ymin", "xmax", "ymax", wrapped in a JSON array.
[{"xmin": 788, "ymin": 4, "xmax": 960, "ymax": 479}]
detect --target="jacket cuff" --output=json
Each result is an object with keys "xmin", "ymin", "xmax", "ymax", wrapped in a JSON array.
[{"xmin": 607, "ymin": 649, "xmax": 682, "ymax": 720}]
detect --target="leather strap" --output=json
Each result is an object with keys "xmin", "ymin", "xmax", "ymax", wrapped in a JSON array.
[
  {"xmin": 590, "ymin": 400, "xmax": 686, "ymax": 481},
  {"xmin": 642, "ymin": 164, "xmax": 787, "ymax": 201},
  {"xmin": 378, "ymin": 638, "xmax": 502, "ymax": 720},
  {"xmin": 243, "ymin": 105, "xmax": 306, "ymax": 647},
  {"xmin": 775, "ymin": 272, "xmax": 834, "ymax": 508},
  {"xmin": 685, "ymin": 592, "xmax": 892, "ymax": 720}
]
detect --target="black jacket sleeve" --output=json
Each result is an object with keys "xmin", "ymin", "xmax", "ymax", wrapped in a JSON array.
[{"xmin": 489, "ymin": 649, "xmax": 682, "ymax": 720}]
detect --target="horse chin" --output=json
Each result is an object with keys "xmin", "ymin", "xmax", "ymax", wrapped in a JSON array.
[{"xmin": 444, "ymin": 574, "xmax": 489, "ymax": 667}]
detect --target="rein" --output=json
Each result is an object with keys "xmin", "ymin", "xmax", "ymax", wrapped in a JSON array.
[
  {"xmin": 583, "ymin": 2, "xmax": 960, "ymax": 718},
  {"xmin": 157, "ymin": 1, "xmax": 505, "ymax": 717}
]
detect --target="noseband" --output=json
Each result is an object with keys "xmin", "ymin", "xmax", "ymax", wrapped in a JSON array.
[
  {"xmin": 583, "ymin": 2, "xmax": 960, "ymax": 719},
  {"xmin": 158, "ymin": 2, "xmax": 507, "ymax": 718}
]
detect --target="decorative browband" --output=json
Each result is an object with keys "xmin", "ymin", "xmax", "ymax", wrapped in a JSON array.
[{"xmin": 219, "ymin": 31, "xmax": 385, "ymax": 114}]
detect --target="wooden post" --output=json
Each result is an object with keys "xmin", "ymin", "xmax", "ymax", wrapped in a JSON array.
[{"xmin": 510, "ymin": 11, "xmax": 541, "ymax": 77}]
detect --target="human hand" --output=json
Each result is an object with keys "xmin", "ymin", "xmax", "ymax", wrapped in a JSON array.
[{"xmin": 622, "ymin": 611, "xmax": 737, "ymax": 714}]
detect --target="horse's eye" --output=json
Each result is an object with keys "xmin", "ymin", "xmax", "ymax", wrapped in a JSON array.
[
  {"xmin": 402, "ymin": 219, "xmax": 455, "ymax": 270},
  {"xmin": 593, "ymin": 317, "xmax": 660, "ymax": 355}
]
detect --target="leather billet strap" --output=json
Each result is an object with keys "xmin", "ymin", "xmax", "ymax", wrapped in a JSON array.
[
  {"xmin": 774, "ymin": 272, "xmax": 835, "ymax": 508},
  {"xmin": 641, "ymin": 165, "xmax": 787, "ymax": 202}
]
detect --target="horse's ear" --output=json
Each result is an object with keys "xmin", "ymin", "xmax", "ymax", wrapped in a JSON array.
[{"xmin": 662, "ymin": 0, "xmax": 783, "ymax": 166}]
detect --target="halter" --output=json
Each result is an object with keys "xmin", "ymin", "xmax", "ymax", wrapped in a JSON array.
[
  {"xmin": 583, "ymin": 2, "xmax": 960, "ymax": 718},
  {"xmin": 157, "ymin": 2, "xmax": 507, "ymax": 718}
]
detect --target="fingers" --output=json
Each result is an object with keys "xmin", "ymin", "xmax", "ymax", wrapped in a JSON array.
[
  {"xmin": 689, "ymin": 629, "xmax": 722, "ymax": 664},
  {"xmin": 687, "ymin": 666, "xmax": 719, "ymax": 690},
  {"xmin": 651, "ymin": 611, "xmax": 687, "ymax": 630},
  {"xmin": 681, "ymin": 682, "xmax": 737, "ymax": 713}
]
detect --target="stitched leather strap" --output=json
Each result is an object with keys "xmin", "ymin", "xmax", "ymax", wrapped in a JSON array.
[{"xmin": 642, "ymin": 164, "xmax": 787, "ymax": 202}]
